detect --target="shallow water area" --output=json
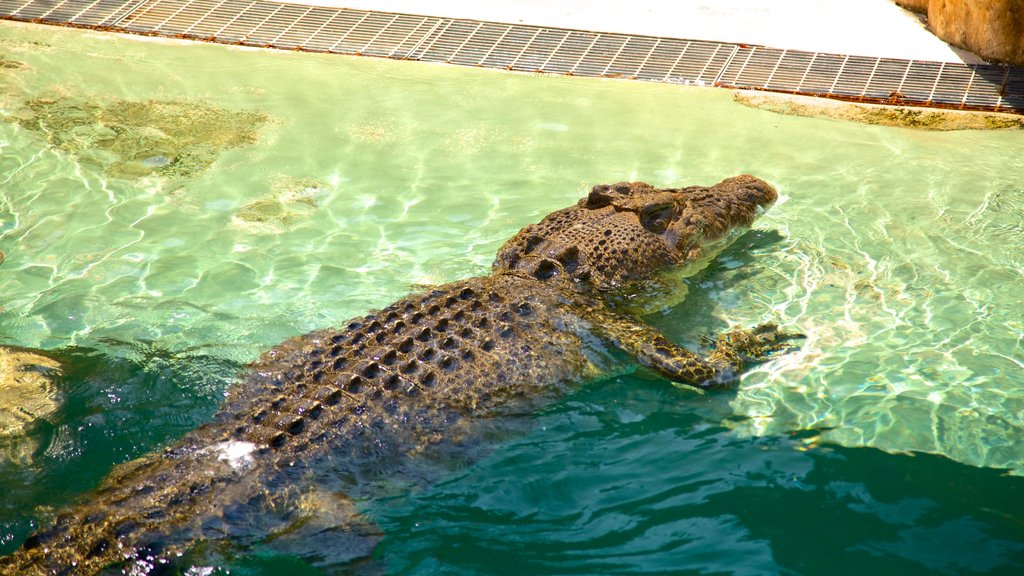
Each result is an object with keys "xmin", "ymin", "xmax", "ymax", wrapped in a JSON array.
[{"xmin": 1, "ymin": 20, "xmax": 1023, "ymax": 575}]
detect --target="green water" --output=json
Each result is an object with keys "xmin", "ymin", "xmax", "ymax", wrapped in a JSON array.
[{"xmin": 1, "ymin": 21, "xmax": 1023, "ymax": 575}]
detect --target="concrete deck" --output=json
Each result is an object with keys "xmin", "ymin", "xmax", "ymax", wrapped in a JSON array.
[
  {"xmin": 301, "ymin": 0, "xmax": 973, "ymax": 63},
  {"xmin": 2, "ymin": 0, "xmax": 1020, "ymax": 113}
]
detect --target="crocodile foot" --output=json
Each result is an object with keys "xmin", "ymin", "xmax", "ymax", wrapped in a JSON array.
[{"xmin": 715, "ymin": 323, "xmax": 805, "ymax": 363}]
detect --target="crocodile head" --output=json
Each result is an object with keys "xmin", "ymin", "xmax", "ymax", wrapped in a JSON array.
[{"xmin": 494, "ymin": 175, "xmax": 777, "ymax": 291}]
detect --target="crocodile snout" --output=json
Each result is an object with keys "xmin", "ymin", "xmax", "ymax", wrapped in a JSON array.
[{"xmin": 494, "ymin": 176, "xmax": 777, "ymax": 290}]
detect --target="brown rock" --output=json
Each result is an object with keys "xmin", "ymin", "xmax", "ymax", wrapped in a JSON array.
[
  {"xmin": 0, "ymin": 346, "xmax": 62, "ymax": 436},
  {"xmin": 895, "ymin": 0, "xmax": 929, "ymax": 13},
  {"xmin": 927, "ymin": 0, "xmax": 1024, "ymax": 65},
  {"xmin": 0, "ymin": 346, "xmax": 63, "ymax": 462}
]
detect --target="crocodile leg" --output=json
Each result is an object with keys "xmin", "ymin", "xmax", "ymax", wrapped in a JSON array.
[
  {"xmin": 590, "ymin": 310, "xmax": 801, "ymax": 389},
  {"xmin": 258, "ymin": 487, "xmax": 383, "ymax": 569}
]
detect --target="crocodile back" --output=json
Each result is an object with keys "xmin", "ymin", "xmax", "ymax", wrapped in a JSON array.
[{"xmin": 0, "ymin": 274, "xmax": 618, "ymax": 575}]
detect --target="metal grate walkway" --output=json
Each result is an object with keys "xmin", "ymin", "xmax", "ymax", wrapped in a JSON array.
[{"xmin": 2, "ymin": 0, "xmax": 1022, "ymax": 114}]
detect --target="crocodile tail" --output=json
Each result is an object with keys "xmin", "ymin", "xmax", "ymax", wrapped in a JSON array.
[
  {"xmin": 0, "ymin": 441, "xmax": 245, "ymax": 575},
  {"xmin": 0, "ymin": 509, "xmax": 141, "ymax": 576},
  {"xmin": 0, "ymin": 467, "xmax": 177, "ymax": 574}
]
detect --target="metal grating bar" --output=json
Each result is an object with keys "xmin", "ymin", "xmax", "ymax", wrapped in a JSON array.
[
  {"xmin": 1002, "ymin": 66, "xmax": 1024, "ymax": 111},
  {"xmin": 349, "ymin": 12, "xmax": 398, "ymax": 56},
  {"xmin": 573, "ymin": 33, "xmax": 626, "ymax": 77},
  {"xmin": 179, "ymin": 0, "xmax": 227, "ymax": 36},
  {"xmin": 826, "ymin": 55, "xmax": 849, "ymax": 94},
  {"xmin": 925, "ymin": 61, "xmax": 946, "ymax": 101},
  {"xmin": 302, "ymin": 9, "xmax": 362, "ymax": 52},
  {"xmin": 801, "ymin": 53, "xmax": 844, "ymax": 93},
  {"xmin": 701, "ymin": 43, "xmax": 737, "ymax": 84},
  {"xmin": 794, "ymin": 52, "xmax": 817, "ymax": 91},
  {"xmin": 1, "ymin": 1, "xmax": 34, "ymax": 17},
  {"xmin": 118, "ymin": 0, "xmax": 175, "ymax": 31},
  {"xmin": 152, "ymin": 0, "xmax": 195, "ymax": 32},
  {"xmin": 901, "ymin": 61, "xmax": 942, "ymax": 101},
  {"xmin": 667, "ymin": 41, "xmax": 726, "ymax": 84},
  {"xmin": 635, "ymin": 37, "xmax": 686, "ymax": 81},
  {"xmin": 449, "ymin": 20, "xmax": 488, "ymax": 63},
  {"xmin": 267, "ymin": 6, "xmax": 333, "ymax": 49},
  {"xmin": 959, "ymin": 67, "xmax": 979, "ymax": 107},
  {"xmin": 660, "ymin": 41, "xmax": 692, "ymax": 83},
  {"xmin": 241, "ymin": 2, "xmax": 305, "ymax": 46},
  {"xmin": 156, "ymin": 0, "xmax": 212, "ymax": 35},
  {"xmin": 832, "ymin": 55, "xmax": 875, "ymax": 97},
  {"xmin": 537, "ymin": 28, "xmax": 572, "ymax": 71},
  {"xmin": 666, "ymin": 41, "xmax": 705, "ymax": 83},
  {"xmin": 293, "ymin": 9, "xmax": 347, "ymax": 51},
  {"xmin": 474, "ymin": 24, "xmax": 531, "ymax": 69},
  {"xmin": 513, "ymin": 28, "xmax": 567, "ymax": 72},
  {"xmin": 387, "ymin": 15, "xmax": 439, "ymax": 59},
  {"xmin": 396, "ymin": 16, "xmax": 440, "ymax": 59},
  {"xmin": 963, "ymin": 64, "xmax": 1005, "ymax": 108},
  {"xmin": 404, "ymin": 17, "xmax": 450, "ymax": 60},
  {"xmin": 721, "ymin": 46, "xmax": 782, "ymax": 88},
  {"xmin": 263, "ymin": 4, "xmax": 310, "ymax": 45},
  {"xmin": 604, "ymin": 35, "xmax": 657, "ymax": 78},
  {"xmin": 69, "ymin": 0, "xmax": 137, "ymax": 26},
  {"xmin": 894, "ymin": 60, "xmax": 914, "ymax": 98},
  {"xmin": 717, "ymin": 44, "xmax": 751, "ymax": 85},
  {"xmin": 106, "ymin": 0, "xmax": 149, "ymax": 25},
  {"xmin": 63, "ymin": 0, "xmax": 106, "ymax": 21},
  {"xmin": 181, "ymin": 0, "xmax": 249, "ymax": 38},
  {"xmin": 762, "ymin": 49, "xmax": 788, "ymax": 87},
  {"xmin": 681, "ymin": 42, "xmax": 722, "ymax": 83},
  {"xmin": 334, "ymin": 10, "xmax": 400, "ymax": 55},
  {"xmin": 505, "ymin": 27, "xmax": 543, "ymax": 71},
  {"xmin": 627, "ymin": 37, "xmax": 660, "ymax": 79},
  {"xmin": 420, "ymin": 18, "xmax": 481, "ymax": 63},
  {"xmin": 928, "ymin": 63, "xmax": 961, "ymax": 104},
  {"xmin": 448, "ymin": 21, "xmax": 512, "ymax": 67},
  {"xmin": 860, "ymin": 57, "xmax": 882, "ymax": 96},
  {"xmin": 766, "ymin": 50, "xmax": 814, "ymax": 92},
  {"xmin": 864, "ymin": 58, "xmax": 910, "ymax": 99},
  {"xmin": 715, "ymin": 44, "xmax": 742, "ymax": 85},
  {"xmin": 3, "ymin": 0, "xmax": 1022, "ymax": 114},
  {"xmin": 11, "ymin": 0, "xmax": 63, "ymax": 19},
  {"xmin": 210, "ymin": 0, "xmax": 267, "ymax": 42},
  {"xmin": 38, "ymin": 0, "xmax": 89, "ymax": 22},
  {"xmin": 539, "ymin": 31, "xmax": 596, "ymax": 75},
  {"xmin": 597, "ymin": 33, "xmax": 630, "ymax": 76}
]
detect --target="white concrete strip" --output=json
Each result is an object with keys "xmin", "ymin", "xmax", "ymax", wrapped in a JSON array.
[{"xmin": 280, "ymin": 0, "xmax": 972, "ymax": 62}]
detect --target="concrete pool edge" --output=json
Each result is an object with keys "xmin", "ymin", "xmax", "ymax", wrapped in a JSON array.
[
  {"xmin": 1, "ymin": 0, "xmax": 1022, "ymax": 117},
  {"xmin": 732, "ymin": 91, "xmax": 1024, "ymax": 130}
]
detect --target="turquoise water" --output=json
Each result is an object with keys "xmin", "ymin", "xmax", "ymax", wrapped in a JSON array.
[{"xmin": 1, "ymin": 20, "xmax": 1023, "ymax": 574}]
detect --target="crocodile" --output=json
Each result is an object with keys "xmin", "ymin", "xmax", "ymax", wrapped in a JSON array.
[{"xmin": 0, "ymin": 175, "xmax": 798, "ymax": 575}]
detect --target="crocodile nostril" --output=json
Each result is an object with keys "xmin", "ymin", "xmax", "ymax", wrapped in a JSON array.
[
  {"xmin": 522, "ymin": 235, "xmax": 544, "ymax": 255},
  {"xmin": 533, "ymin": 259, "xmax": 558, "ymax": 280},
  {"xmin": 585, "ymin": 185, "xmax": 613, "ymax": 208},
  {"xmin": 556, "ymin": 246, "xmax": 580, "ymax": 275}
]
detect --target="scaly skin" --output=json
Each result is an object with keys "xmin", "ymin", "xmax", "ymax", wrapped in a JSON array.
[{"xmin": 0, "ymin": 175, "xmax": 796, "ymax": 575}]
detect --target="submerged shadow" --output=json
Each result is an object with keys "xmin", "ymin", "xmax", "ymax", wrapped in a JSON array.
[{"xmin": 652, "ymin": 227, "xmax": 790, "ymax": 343}]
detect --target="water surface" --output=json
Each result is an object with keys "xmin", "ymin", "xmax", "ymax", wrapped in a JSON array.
[{"xmin": 1, "ymin": 21, "xmax": 1023, "ymax": 575}]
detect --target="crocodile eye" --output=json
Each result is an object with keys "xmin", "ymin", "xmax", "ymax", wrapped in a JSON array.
[
  {"xmin": 640, "ymin": 203, "xmax": 676, "ymax": 233},
  {"xmin": 585, "ymin": 185, "xmax": 614, "ymax": 208}
]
